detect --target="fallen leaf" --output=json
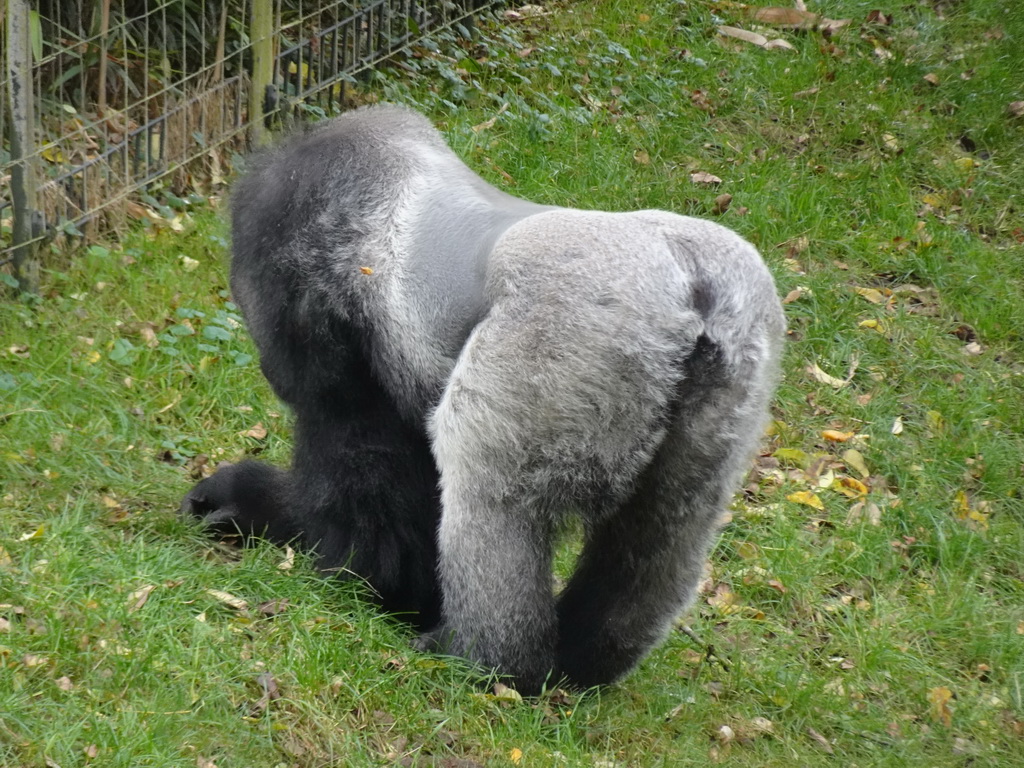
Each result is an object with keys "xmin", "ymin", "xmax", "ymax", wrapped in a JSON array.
[
  {"xmin": 718, "ymin": 25, "xmax": 769, "ymax": 48},
  {"xmin": 806, "ymin": 357, "xmax": 858, "ymax": 389},
  {"xmin": 359, "ymin": 266, "xmax": 374, "ymax": 275},
  {"xmin": 206, "ymin": 589, "xmax": 248, "ymax": 611},
  {"xmin": 846, "ymin": 500, "xmax": 883, "ymax": 526},
  {"xmin": 807, "ymin": 726, "xmax": 834, "ymax": 753},
  {"xmin": 927, "ymin": 686, "xmax": 954, "ymax": 727},
  {"xmin": 712, "ymin": 193, "xmax": 733, "ymax": 215},
  {"xmin": 923, "ymin": 73, "xmax": 940, "ymax": 86},
  {"xmin": 127, "ymin": 584, "xmax": 156, "ymax": 613},
  {"xmin": 782, "ymin": 287, "xmax": 806, "ymax": 303},
  {"xmin": 19, "ymin": 524, "xmax": 45, "ymax": 541},
  {"xmin": 842, "ymin": 449, "xmax": 870, "ymax": 479},
  {"xmin": 763, "ymin": 38, "xmax": 796, "ymax": 51},
  {"xmin": 787, "ymin": 491, "xmax": 825, "ymax": 511},
  {"xmin": 1009, "ymin": 101, "xmax": 1024, "ymax": 118},
  {"xmin": 891, "ymin": 416, "xmax": 904, "ymax": 435},
  {"xmin": 858, "ymin": 318, "xmax": 886, "ymax": 333},
  {"xmin": 277, "ymin": 545, "xmax": 295, "ymax": 570},
  {"xmin": 471, "ymin": 102, "xmax": 509, "ymax": 132},
  {"xmin": 963, "ymin": 341, "xmax": 983, "ymax": 356},
  {"xmin": 690, "ymin": 171, "xmax": 723, "ymax": 185},
  {"xmin": 833, "ymin": 476, "xmax": 869, "ymax": 498},
  {"xmin": 509, "ymin": 747, "xmax": 523, "ymax": 764},
  {"xmin": 494, "ymin": 682, "xmax": 524, "ymax": 703},
  {"xmin": 751, "ymin": 7, "xmax": 818, "ymax": 28},
  {"xmin": 633, "ymin": 149, "xmax": 651, "ymax": 165},
  {"xmin": 240, "ymin": 423, "xmax": 267, "ymax": 440},
  {"xmin": 822, "ymin": 429, "xmax": 855, "ymax": 443},
  {"xmin": 56, "ymin": 676, "xmax": 74, "ymax": 691}
]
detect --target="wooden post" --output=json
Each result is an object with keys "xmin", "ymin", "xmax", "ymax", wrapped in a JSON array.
[
  {"xmin": 248, "ymin": 0, "xmax": 274, "ymax": 147},
  {"xmin": 6, "ymin": 0, "xmax": 41, "ymax": 293}
]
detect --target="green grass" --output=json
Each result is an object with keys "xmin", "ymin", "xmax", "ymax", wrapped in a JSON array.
[{"xmin": 3, "ymin": 1, "xmax": 1024, "ymax": 765}]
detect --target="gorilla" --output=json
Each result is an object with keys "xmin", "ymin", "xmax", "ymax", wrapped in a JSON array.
[{"xmin": 181, "ymin": 104, "xmax": 785, "ymax": 694}]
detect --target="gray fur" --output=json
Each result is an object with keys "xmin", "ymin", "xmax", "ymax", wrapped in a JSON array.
[{"xmin": 227, "ymin": 104, "xmax": 785, "ymax": 692}]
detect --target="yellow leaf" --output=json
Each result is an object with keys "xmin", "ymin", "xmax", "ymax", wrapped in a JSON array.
[
  {"xmin": 773, "ymin": 447, "xmax": 810, "ymax": 467},
  {"xmin": 922, "ymin": 192, "xmax": 945, "ymax": 207},
  {"xmin": 85, "ymin": 349, "xmax": 101, "ymax": 365},
  {"xmin": 19, "ymin": 524, "xmax": 45, "ymax": 541},
  {"xmin": 927, "ymin": 686, "xmax": 954, "ymax": 726},
  {"xmin": 787, "ymin": 491, "xmax": 824, "ymax": 511},
  {"xmin": 509, "ymin": 748, "xmax": 523, "ymax": 765},
  {"xmin": 359, "ymin": 266, "xmax": 374, "ymax": 275},
  {"xmin": 926, "ymin": 410, "xmax": 944, "ymax": 431},
  {"xmin": 822, "ymin": 429, "xmax": 855, "ymax": 443},
  {"xmin": 858, "ymin": 318, "xmax": 886, "ymax": 333},
  {"xmin": 842, "ymin": 449, "xmax": 870, "ymax": 479},
  {"xmin": 736, "ymin": 541, "xmax": 760, "ymax": 560},
  {"xmin": 854, "ymin": 286, "xmax": 887, "ymax": 304},
  {"xmin": 954, "ymin": 157, "xmax": 975, "ymax": 172},
  {"xmin": 833, "ymin": 476, "xmax": 869, "ymax": 498}
]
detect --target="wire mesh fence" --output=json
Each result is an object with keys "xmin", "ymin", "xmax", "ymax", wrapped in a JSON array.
[{"xmin": 1, "ymin": 0, "xmax": 496, "ymax": 287}]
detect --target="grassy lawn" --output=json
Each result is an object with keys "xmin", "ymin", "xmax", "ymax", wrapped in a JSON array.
[{"xmin": 2, "ymin": 1, "xmax": 1023, "ymax": 765}]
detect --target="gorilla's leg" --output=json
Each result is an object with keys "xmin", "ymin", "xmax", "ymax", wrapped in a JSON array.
[{"xmin": 556, "ymin": 342, "xmax": 774, "ymax": 688}]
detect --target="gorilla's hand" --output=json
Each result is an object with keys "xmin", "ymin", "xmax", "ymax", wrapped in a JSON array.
[{"xmin": 180, "ymin": 460, "xmax": 296, "ymax": 542}]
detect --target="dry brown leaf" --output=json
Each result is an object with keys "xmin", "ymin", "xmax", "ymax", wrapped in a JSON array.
[
  {"xmin": 764, "ymin": 38, "xmax": 796, "ymax": 51},
  {"xmin": 752, "ymin": 7, "xmax": 818, "ymax": 28},
  {"xmin": 633, "ymin": 149, "xmax": 651, "ymax": 165},
  {"xmin": 690, "ymin": 171, "xmax": 723, "ymax": 185},
  {"xmin": 782, "ymin": 287, "xmax": 806, "ymax": 304},
  {"xmin": 807, "ymin": 726, "xmax": 834, "ymax": 753},
  {"xmin": 806, "ymin": 357, "xmax": 858, "ymax": 389},
  {"xmin": 963, "ymin": 341, "xmax": 984, "ymax": 356},
  {"xmin": 206, "ymin": 589, "xmax": 248, "ymax": 611},
  {"xmin": 1009, "ymin": 101, "xmax": 1024, "ymax": 118},
  {"xmin": 277, "ymin": 545, "xmax": 295, "ymax": 570},
  {"xmin": 846, "ymin": 500, "xmax": 882, "ymax": 526},
  {"xmin": 709, "ymin": 193, "xmax": 732, "ymax": 215},
  {"xmin": 819, "ymin": 18, "xmax": 853, "ymax": 35},
  {"xmin": 471, "ymin": 102, "xmax": 509, "ymax": 133},
  {"xmin": 719, "ymin": 25, "xmax": 768, "ymax": 47},
  {"xmin": 923, "ymin": 73, "xmax": 940, "ymax": 86},
  {"xmin": 127, "ymin": 584, "xmax": 156, "ymax": 613},
  {"xmin": 240, "ymin": 423, "xmax": 267, "ymax": 440}
]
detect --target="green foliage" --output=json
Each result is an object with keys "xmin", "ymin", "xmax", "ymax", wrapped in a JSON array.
[{"xmin": 2, "ymin": 1, "xmax": 1024, "ymax": 765}]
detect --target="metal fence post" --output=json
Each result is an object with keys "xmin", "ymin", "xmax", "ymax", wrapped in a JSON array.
[
  {"xmin": 6, "ymin": 0, "xmax": 41, "ymax": 293},
  {"xmin": 249, "ymin": 0, "xmax": 275, "ymax": 147}
]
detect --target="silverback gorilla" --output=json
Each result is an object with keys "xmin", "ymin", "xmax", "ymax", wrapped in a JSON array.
[{"xmin": 181, "ymin": 104, "xmax": 785, "ymax": 694}]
